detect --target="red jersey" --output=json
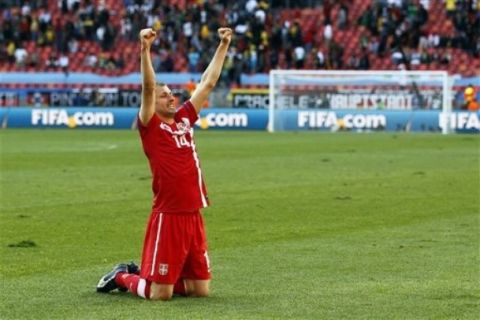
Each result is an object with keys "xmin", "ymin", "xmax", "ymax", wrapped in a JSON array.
[{"xmin": 138, "ymin": 100, "xmax": 209, "ymax": 213}]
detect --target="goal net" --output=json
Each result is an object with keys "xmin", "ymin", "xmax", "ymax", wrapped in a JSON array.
[{"xmin": 268, "ymin": 70, "xmax": 452, "ymax": 134}]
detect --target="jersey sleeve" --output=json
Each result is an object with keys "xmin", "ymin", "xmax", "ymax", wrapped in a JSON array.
[
  {"xmin": 175, "ymin": 100, "xmax": 198, "ymax": 126},
  {"xmin": 138, "ymin": 113, "xmax": 160, "ymax": 136}
]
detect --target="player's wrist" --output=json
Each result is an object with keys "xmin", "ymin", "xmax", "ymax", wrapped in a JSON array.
[{"xmin": 220, "ymin": 39, "xmax": 230, "ymax": 46}]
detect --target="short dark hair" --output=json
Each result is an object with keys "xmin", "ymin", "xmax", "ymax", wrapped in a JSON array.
[{"xmin": 156, "ymin": 82, "xmax": 167, "ymax": 87}]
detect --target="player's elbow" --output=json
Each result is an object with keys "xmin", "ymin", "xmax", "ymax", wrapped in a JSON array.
[{"xmin": 202, "ymin": 80, "xmax": 216, "ymax": 90}]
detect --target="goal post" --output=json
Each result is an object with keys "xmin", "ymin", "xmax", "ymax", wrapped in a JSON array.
[{"xmin": 268, "ymin": 70, "xmax": 452, "ymax": 134}]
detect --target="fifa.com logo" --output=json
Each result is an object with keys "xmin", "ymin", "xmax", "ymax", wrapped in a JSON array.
[
  {"xmin": 298, "ymin": 111, "xmax": 386, "ymax": 129},
  {"xmin": 31, "ymin": 109, "xmax": 114, "ymax": 128},
  {"xmin": 196, "ymin": 113, "xmax": 248, "ymax": 129}
]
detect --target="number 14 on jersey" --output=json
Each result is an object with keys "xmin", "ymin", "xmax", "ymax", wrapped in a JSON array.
[{"xmin": 173, "ymin": 135, "xmax": 191, "ymax": 148}]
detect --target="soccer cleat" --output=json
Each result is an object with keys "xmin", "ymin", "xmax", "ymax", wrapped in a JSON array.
[
  {"xmin": 118, "ymin": 262, "xmax": 141, "ymax": 292},
  {"xmin": 96, "ymin": 263, "xmax": 128, "ymax": 293},
  {"xmin": 127, "ymin": 261, "xmax": 140, "ymax": 275}
]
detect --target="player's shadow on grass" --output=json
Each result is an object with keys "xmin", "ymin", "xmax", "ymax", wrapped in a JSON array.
[{"xmin": 89, "ymin": 290, "xmax": 239, "ymax": 304}]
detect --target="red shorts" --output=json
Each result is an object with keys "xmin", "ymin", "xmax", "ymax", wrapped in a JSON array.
[{"xmin": 139, "ymin": 210, "xmax": 211, "ymax": 284}]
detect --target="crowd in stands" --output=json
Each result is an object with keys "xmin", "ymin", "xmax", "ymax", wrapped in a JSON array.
[
  {"xmin": 0, "ymin": 0, "xmax": 479, "ymax": 83},
  {"xmin": 357, "ymin": 0, "xmax": 479, "ymax": 69}
]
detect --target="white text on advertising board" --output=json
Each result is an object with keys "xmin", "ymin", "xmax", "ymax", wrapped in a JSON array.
[
  {"xmin": 439, "ymin": 112, "xmax": 480, "ymax": 130},
  {"xmin": 298, "ymin": 111, "xmax": 386, "ymax": 129},
  {"xmin": 196, "ymin": 113, "xmax": 248, "ymax": 129},
  {"xmin": 31, "ymin": 109, "xmax": 114, "ymax": 127}
]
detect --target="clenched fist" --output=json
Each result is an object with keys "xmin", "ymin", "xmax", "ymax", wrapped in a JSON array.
[
  {"xmin": 218, "ymin": 27, "xmax": 232, "ymax": 45},
  {"xmin": 139, "ymin": 28, "xmax": 157, "ymax": 50}
]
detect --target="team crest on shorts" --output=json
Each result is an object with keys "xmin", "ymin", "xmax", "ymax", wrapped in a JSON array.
[{"xmin": 159, "ymin": 263, "xmax": 169, "ymax": 276}]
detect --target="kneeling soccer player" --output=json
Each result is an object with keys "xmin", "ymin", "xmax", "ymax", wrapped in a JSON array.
[{"xmin": 96, "ymin": 26, "xmax": 232, "ymax": 300}]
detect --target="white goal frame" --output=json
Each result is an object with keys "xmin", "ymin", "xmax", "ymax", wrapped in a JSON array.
[{"xmin": 268, "ymin": 70, "xmax": 452, "ymax": 134}]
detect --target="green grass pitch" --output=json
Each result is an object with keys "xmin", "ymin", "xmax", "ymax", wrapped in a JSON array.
[{"xmin": 0, "ymin": 130, "xmax": 479, "ymax": 319}]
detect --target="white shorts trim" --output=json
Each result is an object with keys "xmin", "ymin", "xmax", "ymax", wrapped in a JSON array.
[
  {"xmin": 137, "ymin": 278, "xmax": 147, "ymax": 299},
  {"xmin": 150, "ymin": 213, "xmax": 164, "ymax": 276}
]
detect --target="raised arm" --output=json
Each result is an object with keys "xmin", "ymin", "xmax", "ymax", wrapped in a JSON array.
[
  {"xmin": 190, "ymin": 27, "xmax": 233, "ymax": 113},
  {"xmin": 139, "ymin": 28, "xmax": 157, "ymax": 126}
]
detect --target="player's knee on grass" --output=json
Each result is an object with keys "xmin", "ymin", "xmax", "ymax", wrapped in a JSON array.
[
  {"xmin": 186, "ymin": 279, "xmax": 210, "ymax": 297},
  {"xmin": 150, "ymin": 283, "xmax": 173, "ymax": 301},
  {"xmin": 194, "ymin": 286, "xmax": 209, "ymax": 298}
]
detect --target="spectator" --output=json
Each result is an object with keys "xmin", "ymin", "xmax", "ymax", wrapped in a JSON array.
[
  {"xmin": 68, "ymin": 39, "xmax": 79, "ymax": 53},
  {"xmin": 269, "ymin": 49, "xmax": 279, "ymax": 69},
  {"xmin": 187, "ymin": 48, "xmax": 200, "ymax": 72},
  {"xmin": 97, "ymin": 52, "xmax": 108, "ymax": 69},
  {"xmin": 151, "ymin": 52, "xmax": 162, "ymax": 72},
  {"xmin": 45, "ymin": 53, "xmax": 58, "ymax": 69},
  {"xmin": 246, "ymin": 0, "xmax": 258, "ymax": 13},
  {"xmin": 289, "ymin": 21, "xmax": 303, "ymax": 47},
  {"xmin": 439, "ymin": 49, "xmax": 451, "ymax": 65},
  {"xmin": 255, "ymin": 6, "xmax": 266, "ymax": 24},
  {"xmin": 270, "ymin": 23, "xmax": 283, "ymax": 51},
  {"xmin": 0, "ymin": 45, "xmax": 8, "ymax": 64},
  {"xmin": 410, "ymin": 50, "xmax": 421, "ymax": 66},
  {"xmin": 418, "ymin": 31, "xmax": 429, "ymax": 49},
  {"xmin": 224, "ymin": 50, "xmax": 236, "ymax": 83},
  {"xmin": 14, "ymin": 46, "xmax": 28, "ymax": 67},
  {"xmin": 248, "ymin": 44, "xmax": 258, "ymax": 73},
  {"xmin": 84, "ymin": 52, "xmax": 98, "ymax": 68},
  {"xmin": 420, "ymin": 48, "xmax": 432, "ymax": 64},
  {"xmin": 58, "ymin": 54, "xmax": 69, "ymax": 75},
  {"xmin": 315, "ymin": 48, "xmax": 325, "ymax": 69},
  {"xmin": 200, "ymin": 24, "xmax": 210, "ymax": 41},
  {"xmin": 45, "ymin": 25, "xmax": 55, "ymax": 45},
  {"xmin": 183, "ymin": 19, "xmax": 193, "ymax": 48},
  {"xmin": 358, "ymin": 48, "xmax": 370, "ymax": 70},
  {"xmin": 185, "ymin": 79, "xmax": 197, "ymax": 97},
  {"xmin": 160, "ymin": 50, "xmax": 174, "ymax": 72},
  {"xmin": 294, "ymin": 45, "xmax": 306, "ymax": 69},
  {"xmin": 463, "ymin": 85, "xmax": 479, "ymax": 111},
  {"xmin": 338, "ymin": 1, "xmax": 349, "ymax": 30},
  {"xmin": 28, "ymin": 50, "xmax": 40, "ymax": 68},
  {"xmin": 427, "ymin": 33, "xmax": 440, "ymax": 47},
  {"xmin": 6, "ymin": 41, "xmax": 16, "ymax": 63},
  {"xmin": 233, "ymin": 51, "xmax": 244, "ymax": 85},
  {"xmin": 391, "ymin": 49, "xmax": 404, "ymax": 65},
  {"xmin": 97, "ymin": 26, "xmax": 105, "ymax": 45},
  {"xmin": 285, "ymin": 47, "xmax": 293, "ymax": 69},
  {"xmin": 348, "ymin": 52, "xmax": 360, "ymax": 69},
  {"xmin": 324, "ymin": 23, "xmax": 333, "ymax": 45},
  {"xmin": 101, "ymin": 23, "xmax": 115, "ymax": 51},
  {"xmin": 328, "ymin": 42, "xmax": 344, "ymax": 69},
  {"xmin": 420, "ymin": 0, "xmax": 430, "ymax": 10},
  {"xmin": 445, "ymin": 0, "xmax": 457, "ymax": 18},
  {"xmin": 19, "ymin": 16, "xmax": 30, "ymax": 42},
  {"xmin": 38, "ymin": 9, "xmax": 51, "ymax": 29},
  {"xmin": 120, "ymin": 15, "xmax": 133, "ymax": 40},
  {"xmin": 116, "ymin": 54, "xmax": 125, "ymax": 69},
  {"xmin": 105, "ymin": 55, "xmax": 116, "ymax": 70},
  {"xmin": 31, "ymin": 15, "xmax": 40, "ymax": 42},
  {"xmin": 368, "ymin": 36, "xmax": 380, "ymax": 54},
  {"xmin": 323, "ymin": 0, "xmax": 332, "ymax": 24},
  {"xmin": 21, "ymin": 2, "xmax": 31, "ymax": 16}
]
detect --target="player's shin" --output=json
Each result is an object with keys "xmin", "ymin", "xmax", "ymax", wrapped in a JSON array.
[{"xmin": 115, "ymin": 273, "xmax": 151, "ymax": 299}]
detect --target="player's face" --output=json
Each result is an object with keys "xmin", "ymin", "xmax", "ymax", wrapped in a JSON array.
[{"xmin": 155, "ymin": 85, "xmax": 176, "ymax": 118}]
